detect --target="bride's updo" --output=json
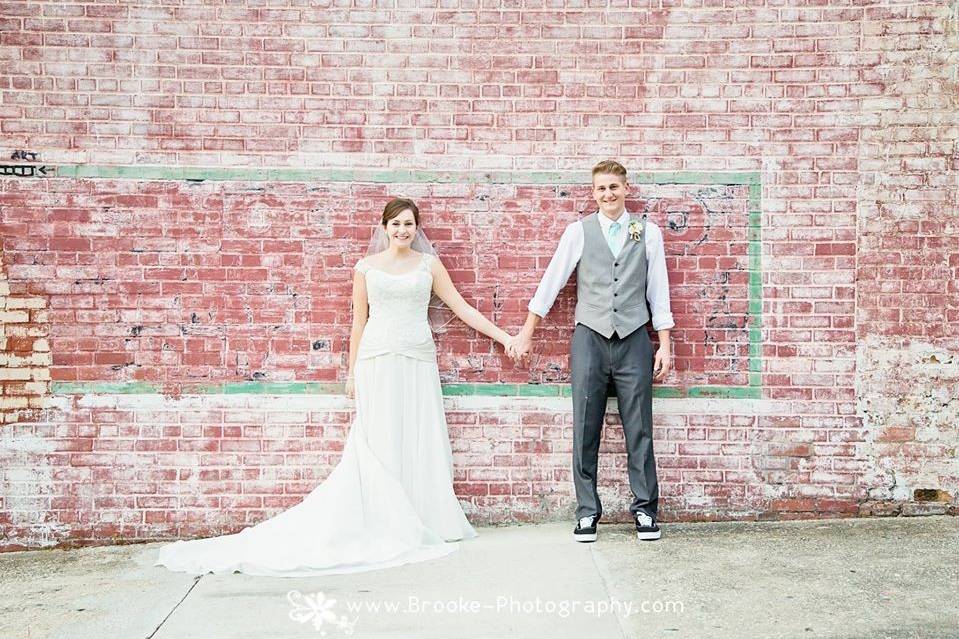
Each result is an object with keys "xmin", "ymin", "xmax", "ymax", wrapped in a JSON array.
[{"xmin": 381, "ymin": 198, "xmax": 420, "ymax": 227}]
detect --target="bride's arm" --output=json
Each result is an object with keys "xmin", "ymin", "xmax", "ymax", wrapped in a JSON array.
[
  {"xmin": 430, "ymin": 257, "xmax": 512, "ymax": 349},
  {"xmin": 346, "ymin": 269, "xmax": 369, "ymax": 397}
]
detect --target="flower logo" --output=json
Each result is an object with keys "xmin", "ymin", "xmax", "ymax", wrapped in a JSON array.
[{"xmin": 287, "ymin": 590, "xmax": 357, "ymax": 635}]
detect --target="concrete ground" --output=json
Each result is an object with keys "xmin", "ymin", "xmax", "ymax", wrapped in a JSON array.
[{"xmin": 0, "ymin": 517, "xmax": 956, "ymax": 639}]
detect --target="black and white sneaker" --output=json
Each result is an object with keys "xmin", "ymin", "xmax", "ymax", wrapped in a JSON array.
[
  {"xmin": 573, "ymin": 515, "xmax": 599, "ymax": 542},
  {"xmin": 634, "ymin": 510, "xmax": 661, "ymax": 541}
]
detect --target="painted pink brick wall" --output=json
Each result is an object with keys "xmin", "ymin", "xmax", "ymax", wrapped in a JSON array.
[
  {"xmin": 1, "ymin": 0, "xmax": 956, "ymax": 550},
  {"xmin": 0, "ymin": 180, "xmax": 754, "ymax": 387}
]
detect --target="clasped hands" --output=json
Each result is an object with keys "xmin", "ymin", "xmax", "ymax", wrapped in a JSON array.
[{"xmin": 504, "ymin": 330, "xmax": 532, "ymax": 365}]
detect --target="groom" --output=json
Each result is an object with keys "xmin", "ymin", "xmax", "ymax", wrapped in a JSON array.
[{"xmin": 512, "ymin": 160, "xmax": 674, "ymax": 542}]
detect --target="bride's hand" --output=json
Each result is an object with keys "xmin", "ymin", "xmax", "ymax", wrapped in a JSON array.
[
  {"xmin": 502, "ymin": 334, "xmax": 518, "ymax": 359},
  {"xmin": 345, "ymin": 377, "xmax": 355, "ymax": 399},
  {"xmin": 503, "ymin": 334, "xmax": 523, "ymax": 363}
]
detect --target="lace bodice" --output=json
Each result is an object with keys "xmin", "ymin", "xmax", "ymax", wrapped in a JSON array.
[{"xmin": 354, "ymin": 252, "xmax": 436, "ymax": 361}]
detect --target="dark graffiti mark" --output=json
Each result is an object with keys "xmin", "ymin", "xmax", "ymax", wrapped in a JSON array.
[
  {"xmin": 701, "ymin": 268, "xmax": 750, "ymax": 372},
  {"xmin": 10, "ymin": 150, "xmax": 39, "ymax": 161},
  {"xmin": 645, "ymin": 197, "xmax": 712, "ymax": 252},
  {"xmin": 690, "ymin": 187, "xmax": 751, "ymax": 371},
  {"xmin": 1, "ymin": 164, "xmax": 52, "ymax": 177},
  {"xmin": 540, "ymin": 361, "xmax": 567, "ymax": 383},
  {"xmin": 312, "ymin": 340, "xmax": 329, "ymax": 351},
  {"xmin": 654, "ymin": 183, "xmax": 752, "ymax": 372},
  {"xmin": 656, "ymin": 186, "xmax": 744, "ymax": 256},
  {"xmin": 705, "ymin": 272, "xmax": 743, "ymax": 328},
  {"xmin": 694, "ymin": 186, "xmax": 735, "ymax": 201},
  {"xmin": 666, "ymin": 209, "xmax": 689, "ymax": 233},
  {"xmin": 669, "ymin": 178, "xmax": 747, "ymax": 372},
  {"xmin": 72, "ymin": 275, "xmax": 112, "ymax": 286},
  {"xmin": 492, "ymin": 287, "xmax": 504, "ymax": 314}
]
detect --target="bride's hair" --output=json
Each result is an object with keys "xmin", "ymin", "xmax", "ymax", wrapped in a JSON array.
[{"xmin": 381, "ymin": 198, "xmax": 420, "ymax": 227}]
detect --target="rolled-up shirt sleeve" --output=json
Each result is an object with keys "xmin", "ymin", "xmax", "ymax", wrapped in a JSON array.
[
  {"xmin": 527, "ymin": 222, "xmax": 583, "ymax": 318},
  {"xmin": 645, "ymin": 222, "xmax": 674, "ymax": 330}
]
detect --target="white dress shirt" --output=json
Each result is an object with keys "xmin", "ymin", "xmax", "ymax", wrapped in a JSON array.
[{"xmin": 528, "ymin": 209, "xmax": 675, "ymax": 331}]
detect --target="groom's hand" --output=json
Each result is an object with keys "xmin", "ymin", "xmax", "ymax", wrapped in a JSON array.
[
  {"xmin": 512, "ymin": 330, "xmax": 532, "ymax": 365},
  {"xmin": 653, "ymin": 345, "xmax": 672, "ymax": 381}
]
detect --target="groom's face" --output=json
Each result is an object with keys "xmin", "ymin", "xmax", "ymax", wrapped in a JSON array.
[{"xmin": 592, "ymin": 172, "xmax": 629, "ymax": 219}]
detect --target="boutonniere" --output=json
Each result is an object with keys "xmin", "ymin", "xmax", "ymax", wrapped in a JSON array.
[{"xmin": 628, "ymin": 220, "xmax": 643, "ymax": 242}]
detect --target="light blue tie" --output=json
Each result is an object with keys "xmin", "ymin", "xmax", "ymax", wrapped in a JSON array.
[{"xmin": 607, "ymin": 221, "xmax": 621, "ymax": 255}]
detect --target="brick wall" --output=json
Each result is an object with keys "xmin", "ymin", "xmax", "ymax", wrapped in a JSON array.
[
  {"xmin": 854, "ymin": 1, "xmax": 959, "ymax": 515},
  {"xmin": 0, "ymin": 0, "xmax": 956, "ymax": 550}
]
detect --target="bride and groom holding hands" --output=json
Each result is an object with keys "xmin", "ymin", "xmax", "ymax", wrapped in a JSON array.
[{"xmin": 155, "ymin": 159, "xmax": 674, "ymax": 577}]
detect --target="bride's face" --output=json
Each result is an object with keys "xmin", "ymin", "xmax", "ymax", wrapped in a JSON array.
[{"xmin": 385, "ymin": 209, "xmax": 417, "ymax": 249}]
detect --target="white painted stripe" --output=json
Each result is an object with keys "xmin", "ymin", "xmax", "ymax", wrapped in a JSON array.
[{"xmin": 63, "ymin": 393, "xmax": 793, "ymax": 415}]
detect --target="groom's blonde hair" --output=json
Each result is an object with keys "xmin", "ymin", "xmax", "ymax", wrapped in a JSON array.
[{"xmin": 591, "ymin": 160, "xmax": 628, "ymax": 182}]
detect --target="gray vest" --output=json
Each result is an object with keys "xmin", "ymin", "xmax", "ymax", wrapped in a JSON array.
[{"xmin": 574, "ymin": 212, "xmax": 649, "ymax": 339}]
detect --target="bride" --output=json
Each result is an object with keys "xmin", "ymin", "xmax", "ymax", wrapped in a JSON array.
[{"xmin": 155, "ymin": 198, "xmax": 516, "ymax": 576}]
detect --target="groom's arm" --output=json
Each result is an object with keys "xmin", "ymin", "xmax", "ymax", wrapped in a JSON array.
[
  {"xmin": 645, "ymin": 223, "xmax": 675, "ymax": 380},
  {"xmin": 515, "ymin": 222, "xmax": 583, "ymax": 361}
]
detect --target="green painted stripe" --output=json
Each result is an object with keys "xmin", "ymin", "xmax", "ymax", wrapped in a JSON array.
[
  {"xmin": 442, "ymin": 383, "xmax": 521, "ymax": 396},
  {"xmin": 51, "ymin": 381, "xmax": 159, "ymax": 394},
  {"xmin": 748, "ymin": 182, "xmax": 763, "ymax": 210},
  {"xmin": 221, "ymin": 382, "xmax": 343, "ymax": 395},
  {"xmin": 747, "ymin": 182, "xmax": 764, "ymax": 390},
  {"xmin": 46, "ymin": 164, "xmax": 761, "ymax": 186},
  {"xmin": 43, "ymin": 166, "xmax": 765, "ymax": 398},
  {"xmin": 632, "ymin": 171, "xmax": 761, "ymax": 186},
  {"xmin": 687, "ymin": 386, "xmax": 762, "ymax": 399},
  {"xmin": 652, "ymin": 386, "xmax": 685, "ymax": 399}
]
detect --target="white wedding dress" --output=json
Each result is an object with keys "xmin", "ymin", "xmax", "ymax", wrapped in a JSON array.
[{"xmin": 155, "ymin": 251, "xmax": 476, "ymax": 576}]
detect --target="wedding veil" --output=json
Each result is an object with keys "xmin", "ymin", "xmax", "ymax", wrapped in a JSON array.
[{"xmin": 364, "ymin": 225, "xmax": 455, "ymax": 334}]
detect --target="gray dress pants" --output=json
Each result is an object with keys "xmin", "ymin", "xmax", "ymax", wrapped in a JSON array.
[{"xmin": 571, "ymin": 322, "xmax": 659, "ymax": 519}]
